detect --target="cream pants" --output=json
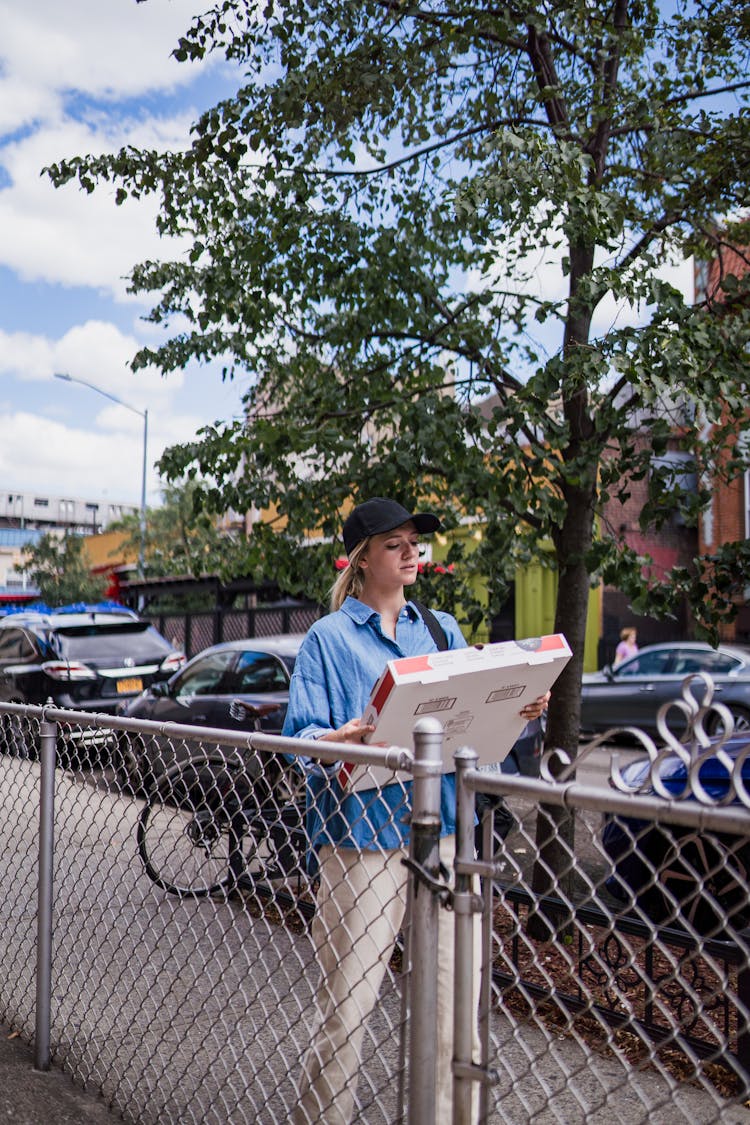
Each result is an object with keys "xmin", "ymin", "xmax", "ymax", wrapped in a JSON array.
[{"xmin": 294, "ymin": 836, "xmax": 480, "ymax": 1124}]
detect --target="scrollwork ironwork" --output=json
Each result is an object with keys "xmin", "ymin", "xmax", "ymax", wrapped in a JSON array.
[{"xmin": 541, "ymin": 672, "xmax": 750, "ymax": 807}]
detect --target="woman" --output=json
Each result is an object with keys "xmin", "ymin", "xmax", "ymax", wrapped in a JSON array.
[
  {"xmin": 283, "ymin": 497, "xmax": 547, "ymax": 1124},
  {"xmin": 614, "ymin": 626, "xmax": 638, "ymax": 668}
]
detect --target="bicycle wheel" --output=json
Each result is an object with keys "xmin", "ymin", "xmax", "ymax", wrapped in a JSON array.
[{"xmin": 137, "ymin": 756, "xmax": 260, "ymax": 898}]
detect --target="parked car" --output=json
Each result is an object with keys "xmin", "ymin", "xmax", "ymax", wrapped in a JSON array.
[
  {"xmin": 114, "ymin": 634, "xmax": 304, "ymax": 791},
  {"xmin": 0, "ymin": 603, "xmax": 185, "ymax": 712},
  {"xmin": 0, "ymin": 603, "xmax": 186, "ymax": 762},
  {"xmin": 114, "ymin": 631, "xmax": 548, "ymax": 794},
  {"xmin": 581, "ymin": 642, "xmax": 750, "ymax": 739},
  {"xmin": 602, "ymin": 733, "xmax": 750, "ymax": 937}
]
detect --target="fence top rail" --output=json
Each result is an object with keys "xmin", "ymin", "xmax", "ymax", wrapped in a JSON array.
[
  {"xmin": 465, "ymin": 765, "xmax": 750, "ymax": 836},
  {"xmin": 0, "ymin": 699, "xmax": 415, "ymax": 774}
]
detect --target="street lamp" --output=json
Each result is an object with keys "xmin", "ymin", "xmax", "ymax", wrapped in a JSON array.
[{"xmin": 54, "ymin": 372, "xmax": 149, "ymax": 578}]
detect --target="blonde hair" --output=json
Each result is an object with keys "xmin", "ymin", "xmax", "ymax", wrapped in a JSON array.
[{"xmin": 330, "ymin": 538, "xmax": 370, "ymax": 611}]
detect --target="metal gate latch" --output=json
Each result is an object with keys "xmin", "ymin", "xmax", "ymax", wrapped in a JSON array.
[{"xmin": 401, "ymin": 857, "xmax": 454, "ymax": 907}]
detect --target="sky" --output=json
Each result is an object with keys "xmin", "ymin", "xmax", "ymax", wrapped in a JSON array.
[{"xmin": 0, "ymin": 0, "xmax": 248, "ymax": 512}]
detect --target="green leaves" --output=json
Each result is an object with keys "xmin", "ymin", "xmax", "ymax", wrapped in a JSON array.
[
  {"xmin": 46, "ymin": 0, "xmax": 750, "ymax": 677},
  {"xmin": 23, "ymin": 534, "xmax": 108, "ymax": 606}
]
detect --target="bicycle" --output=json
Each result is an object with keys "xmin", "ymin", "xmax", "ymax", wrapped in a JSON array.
[{"xmin": 136, "ymin": 701, "xmax": 308, "ymax": 899}]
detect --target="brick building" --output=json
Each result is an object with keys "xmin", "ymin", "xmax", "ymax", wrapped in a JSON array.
[
  {"xmin": 598, "ymin": 433, "xmax": 698, "ymax": 665},
  {"xmin": 694, "ymin": 233, "xmax": 750, "ymax": 642}
]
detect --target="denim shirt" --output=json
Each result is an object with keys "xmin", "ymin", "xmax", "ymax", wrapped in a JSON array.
[{"xmin": 281, "ymin": 596, "xmax": 467, "ymax": 852}]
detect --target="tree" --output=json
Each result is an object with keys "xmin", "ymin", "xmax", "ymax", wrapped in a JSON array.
[
  {"xmin": 46, "ymin": 0, "xmax": 750, "ymax": 916},
  {"xmin": 110, "ymin": 477, "xmax": 236, "ymax": 589},
  {"xmin": 23, "ymin": 534, "xmax": 108, "ymax": 607}
]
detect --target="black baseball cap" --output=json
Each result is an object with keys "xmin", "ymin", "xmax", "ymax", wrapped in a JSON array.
[{"xmin": 342, "ymin": 497, "xmax": 441, "ymax": 555}]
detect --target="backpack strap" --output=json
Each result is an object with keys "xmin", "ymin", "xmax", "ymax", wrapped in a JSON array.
[{"xmin": 411, "ymin": 599, "xmax": 449, "ymax": 652}]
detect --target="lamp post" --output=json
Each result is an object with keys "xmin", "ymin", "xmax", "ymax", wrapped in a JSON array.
[{"xmin": 54, "ymin": 373, "xmax": 149, "ymax": 578}]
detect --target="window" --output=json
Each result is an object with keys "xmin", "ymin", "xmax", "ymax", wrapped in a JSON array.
[
  {"xmin": 672, "ymin": 650, "xmax": 742, "ymax": 676},
  {"xmin": 33, "ymin": 497, "xmax": 49, "ymax": 508},
  {"xmin": 233, "ymin": 651, "xmax": 289, "ymax": 693},
  {"xmin": 0, "ymin": 629, "xmax": 36, "ymax": 663},
  {"xmin": 616, "ymin": 650, "xmax": 674, "ymax": 677},
  {"xmin": 174, "ymin": 651, "xmax": 236, "ymax": 697},
  {"xmin": 56, "ymin": 622, "xmax": 173, "ymax": 664}
]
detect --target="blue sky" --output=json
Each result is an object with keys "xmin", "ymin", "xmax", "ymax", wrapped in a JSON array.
[{"xmin": 0, "ymin": 0, "xmax": 249, "ymax": 510}]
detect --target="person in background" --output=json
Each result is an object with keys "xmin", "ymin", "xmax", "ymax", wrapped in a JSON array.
[
  {"xmin": 283, "ymin": 496, "xmax": 548, "ymax": 1124},
  {"xmin": 614, "ymin": 626, "xmax": 638, "ymax": 667}
]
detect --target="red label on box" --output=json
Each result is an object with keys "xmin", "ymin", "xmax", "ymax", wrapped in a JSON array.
[
  {"xmin": 370, "ymin": 667, "xmax": 396, "ymax": 715},
  {"xmin": 390, "ymin": 654, "xmax": 434, "ymax": 676}
]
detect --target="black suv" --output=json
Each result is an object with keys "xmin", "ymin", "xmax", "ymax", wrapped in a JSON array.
[{"xmin": 0, "ymin": 604, "xmax": 185, "ymax": 713}]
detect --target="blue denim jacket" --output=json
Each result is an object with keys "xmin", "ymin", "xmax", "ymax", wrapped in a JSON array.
[{"xmin": 282, "ymin": 596, "xmax": 467, "ymax": 851}]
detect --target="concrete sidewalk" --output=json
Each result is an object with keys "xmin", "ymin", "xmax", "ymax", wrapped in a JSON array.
[{"xmin": 0, "ymin": 1024, "xmax": 120, "ymax": 1124}]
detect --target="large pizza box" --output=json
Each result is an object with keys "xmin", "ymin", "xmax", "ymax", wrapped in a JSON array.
[{"xmin": 338, "ymin": 634, "xmax": 571, "ymax": 793}]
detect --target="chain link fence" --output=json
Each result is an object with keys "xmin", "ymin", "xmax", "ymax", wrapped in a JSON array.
[{"xmin": 1, "ymin": 681, "xmax": 750, "ymax": 1123}]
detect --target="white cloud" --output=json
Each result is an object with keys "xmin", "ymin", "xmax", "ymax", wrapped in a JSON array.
[
  {"xmin": 0, "ymin": 321, "xmax": 184, "ymax": 402},
  {"xmin": 0, "ymin": 410, "xmax": 153, "ymax": 504},
  {"xmin": 0, "ymin": 394, "xmax": 210, "ymax": 505},
  {"xmin": 0, "ymin": 1, "xmax": 249, "ymax": 513},
  {"xmin": 0, "ymin": 112, "xmax": 199, "ymax": 296},
  {"xmin": 0, "ymin": 0, "xmax": 210, "ymax": 113},
  {"xmin": 0, "ymin": 0, "xmax": 230, "ymax": 296}
]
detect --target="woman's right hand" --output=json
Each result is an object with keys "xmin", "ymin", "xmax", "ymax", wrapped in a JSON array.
[{"xmin": 317, "ymin": 717, "xmax": 376, "ymax": 744}]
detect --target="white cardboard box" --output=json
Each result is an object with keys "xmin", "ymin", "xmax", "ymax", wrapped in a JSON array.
[{"xmin": 338, "ymin": 634, "xmax": 571, "ymax": 792}]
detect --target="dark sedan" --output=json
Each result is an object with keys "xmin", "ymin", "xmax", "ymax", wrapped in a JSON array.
[
  {"xmin": 114, "ymin": 634, "xmax": 304, "ymax": 791},
  {"xmin": 580, "ymin": 642, "xmax": 750, "ymax": 739}
]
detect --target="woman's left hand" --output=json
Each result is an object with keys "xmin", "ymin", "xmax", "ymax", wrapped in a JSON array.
[{"xmin": 520, "ymin": 691, "xmax": 550, "ymax": 721}]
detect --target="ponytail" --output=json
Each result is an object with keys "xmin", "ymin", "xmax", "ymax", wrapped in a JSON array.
[{"xmin": 330, "ymin": 538, "xmax": 370, "ymax": 611}]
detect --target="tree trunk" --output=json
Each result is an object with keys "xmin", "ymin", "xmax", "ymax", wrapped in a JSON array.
[
  {"xmin": 527, "ymin": 477, "xmax": 596, "ymax": 939},
  {"xmin": 527, "ymin": 234, "xmax": 598, "ymax": 938}
]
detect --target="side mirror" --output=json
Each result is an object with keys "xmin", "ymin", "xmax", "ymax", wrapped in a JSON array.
[
  {"xmin": 150, "ymin": 680, "xmax": 171, "ymax": 697},
  {"xmin": 602, "ymin": 664, "xmax": 614, "ymax": 680}
]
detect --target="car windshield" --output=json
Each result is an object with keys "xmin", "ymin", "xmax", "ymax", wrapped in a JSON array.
[
  {"xmin": 175, "ymin": 650, "xmax": 236, "ymax": 697},
  {"xmin": 234, "ymin": 650, "xmax": 290, "ymax": 692},
  {"xmin": 53, "ymin": 622, "xmax": 174, "ymax": 663},
  {"xmin": 616, "ymin": 650, "xmax": 674, "ymax": 677}
]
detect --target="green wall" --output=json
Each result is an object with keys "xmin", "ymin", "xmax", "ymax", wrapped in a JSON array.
[
  {"xmin": 515, "ymin": 561, "xmax": 600, "ymax": 673},
  {"xmin": 432, "ymin": 527, "xmax": 600, "ymax": 672}
]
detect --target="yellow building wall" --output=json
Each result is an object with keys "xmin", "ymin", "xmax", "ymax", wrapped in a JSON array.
[
  {"xmin": 515, "ymin": 562, "xmax": 601, "ymax": 673},
  {"xmin": 432, "ymin": 527, "xmax": 600, "ymax": 671},
  {"xmin": 81, "ymin": 530, "xmax": 135, "ymax": 571}
]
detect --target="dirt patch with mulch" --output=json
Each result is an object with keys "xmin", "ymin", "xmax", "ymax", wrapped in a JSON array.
[{"xmin": 491, "ymin": 887, "xmax": 749, "ymax": 1103}]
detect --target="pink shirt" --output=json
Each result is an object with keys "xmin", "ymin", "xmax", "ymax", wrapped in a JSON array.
[{"xmin": 614, "ymin": 640, "xmax": 638, "ymax": 666}]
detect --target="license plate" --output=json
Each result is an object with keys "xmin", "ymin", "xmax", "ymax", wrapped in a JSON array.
[{"xmin": 117, "ymin": 677, "xmax": 143, "ymax": 694}]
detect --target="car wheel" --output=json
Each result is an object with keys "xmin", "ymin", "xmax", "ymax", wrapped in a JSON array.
[
  {"xmin": 604, "ymin": 818, "xmax": 750, "ymax": 937},
  {"xmin": 659, "ymin": 830, "xmax": 750, "ymax": 936},
  {"xmin": 706, "ymin": 705, "xmax": 750, "ymax": 737}
]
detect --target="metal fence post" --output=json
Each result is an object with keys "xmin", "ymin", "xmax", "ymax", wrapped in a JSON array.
[
  {"xmin": 35, "ymin": 716, "xmax": 57, "ymax": 1072},
  {"xmin": 408, "ymin": 716, "xmax": 444, "ymax": 1125},
  {"xmin": 453, "ymin": 746, "xmax": 479, "ymax": 1125}
]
